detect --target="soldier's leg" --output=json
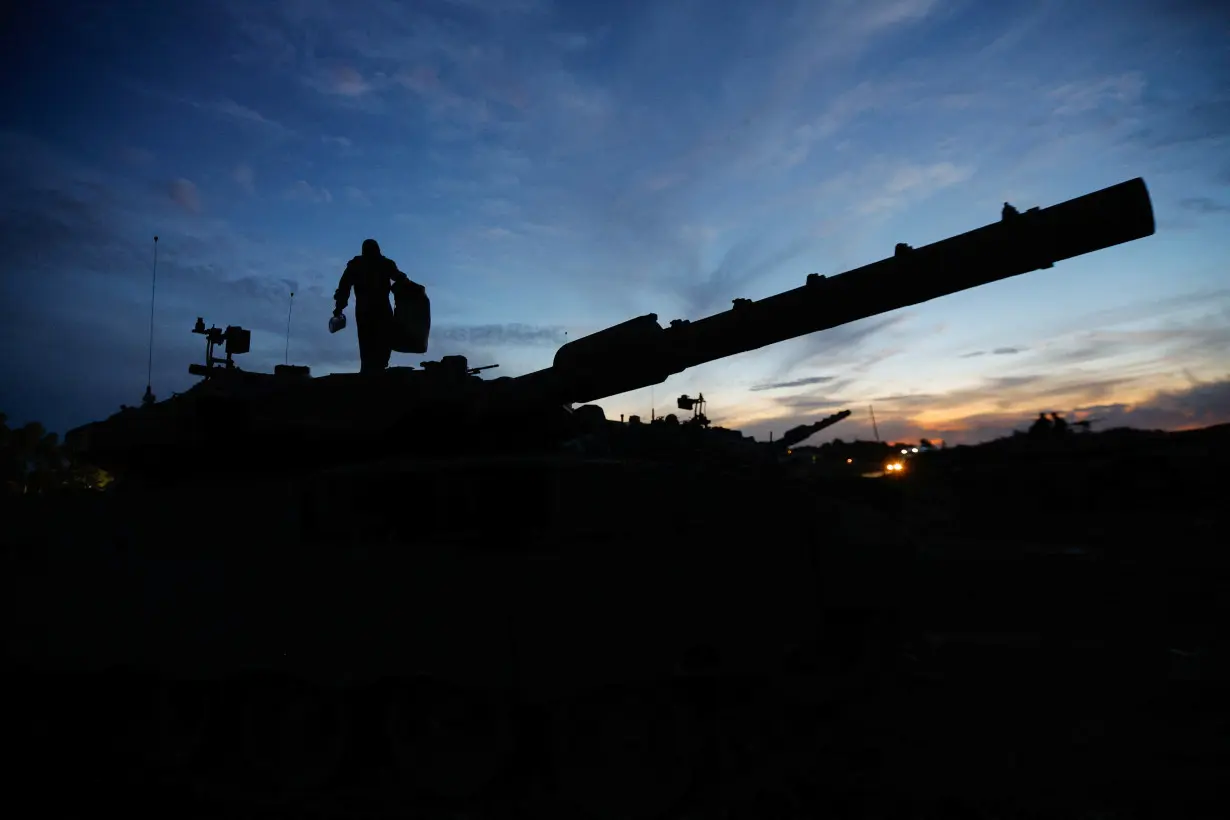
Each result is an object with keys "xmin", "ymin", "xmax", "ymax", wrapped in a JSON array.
[
  {"xmin": 358, "ymin": 317, "xmax": 392, "ymax": 373},
  {"xmin": 358, "ymin": 320, "xmax": 381, "ymax": 373},
  {"xmin": 375, "ymin": 312, "xmax": 392, "ymax": 370}
]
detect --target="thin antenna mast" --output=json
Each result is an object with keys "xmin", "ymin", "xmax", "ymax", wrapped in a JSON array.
[
  {"xmin": 143, "ymin": 236, "xmax": 159, "ymax": 405},
  {"xmin": 869, "ymin": 404, "xmax": 881, "ymax": 442},
  {"xmin": 284, "ymin": 291, "xmax": 295, "ymax": 365}
]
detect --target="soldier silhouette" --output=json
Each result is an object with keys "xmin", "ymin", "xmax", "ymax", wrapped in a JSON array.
[
  {"xmin": 1028, "ymin": 413, "xmax": 1053, "ymax": 438},
  {"xmin": 333, "ymin": 239, "xmax": 411, "ymax": 373}
]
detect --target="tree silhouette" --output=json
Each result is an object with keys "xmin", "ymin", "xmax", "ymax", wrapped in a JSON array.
[{"xmin": 1, "ymin": 413, "xmax": 112, "ymax": 495}]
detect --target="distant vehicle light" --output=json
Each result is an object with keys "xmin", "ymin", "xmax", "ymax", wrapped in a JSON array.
[
  {"xmin": 901, "ymin": 449, "xmax": 908, "ymax": 454},
  {"xmin": 846, "ymin": 458, "xmax": 853, "ymax": 464},
  {"xmin": 911, "ymin": 447, "xmax": 919, "ymax": 453}
]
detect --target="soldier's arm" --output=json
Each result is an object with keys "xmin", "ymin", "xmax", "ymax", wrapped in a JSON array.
[
  {"xmin": 333, "ymin": 265, "xmax": 353, "ymax": 312},
  {"xmin": 387, "ymin": 258, "xmax": 411, "ymax": 287}
]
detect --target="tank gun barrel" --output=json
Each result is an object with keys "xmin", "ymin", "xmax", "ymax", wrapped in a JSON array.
[
  {"xmin": 538, "ymin": 177, "xmax": 1154, "ymax": 405},
  {"xmin": 777, "ymin": 409, "xmax": 852, "ymax": 450}
]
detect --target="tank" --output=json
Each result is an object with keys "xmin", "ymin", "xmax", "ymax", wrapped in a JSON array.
[{"xmin": 7, "ymin": 179, "xmax": 1156, "ymax": 816}]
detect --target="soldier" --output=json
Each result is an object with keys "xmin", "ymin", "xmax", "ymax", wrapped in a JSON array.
[
  {"xmin": 333, "ymin": 239, "xmax": 411, "ymax": 374},
  {"xmin": 1028, "ymin": 412, "xmax": 1053, "ymax": 438}
]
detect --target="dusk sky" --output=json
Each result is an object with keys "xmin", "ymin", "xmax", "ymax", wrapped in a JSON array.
[{"xmin": 1, "ymin": 0, "xmax": 1227, "ymax": 445}]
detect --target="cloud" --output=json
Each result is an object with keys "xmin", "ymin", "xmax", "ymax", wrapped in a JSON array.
[
  {"xmin": 203, "ymin": 0, "xmax": 962, "ymax": 339},
  {"xmin": 286, "ymin": 180, "xmax": 333, "ymax": 203},
  {"xmin": 1048, "ymin": 72, "xmax": 1145, "ymax": 117},
  {"xmin": 310, "ymin": 65, "xmax": 372, "ymax": 97},
  {"xmin": 322, "ymin": 135, "xmax": 355, "ymax": 154},
  {"xmin": 433, "ymin": 323, "xmax": 567, "ymax": 347},
  {"xmin": 1180, "ymin": 197, "xmax": 1230, "ymax": 214},
  {"xmin": 209, "ymin": 98, "xmax": 287, "ymax": 130},
  {"xmin": 751, "ymin": 376, "xmax": 838, "ymax": 392},
  {"xmin": 130, "ymin": 83, "xmax": 296, "ymax": 138},
  {"xmin": 1082, "ymin": 376, "xmax": 1230, "ymax": 433},
  {"xmin": 441, "ymin": 0, "xmax": 547, "ymax": 13},
  {"xmin": 232, "ymin": 165, "xmax": 255, "ymax": 195},
  {"xmin": 961, "ymin": 346, "xmax": 1028, "ymax": 361},
  {"xmin": 1031, "ymin": 320, "xmax": 1230, "ymax": 369},
  {"xmin": 549, "ymin": 32, "xmax": 591, "ymax": 51},
  {"xmin": 344, "ymin": 186, "xmax": 371, "ymax": 206},
  {"xmin": 855, "ymin": 161, "xmax": 975, "ymax": 216},
  {"xmin": 168, "ymin": 178, "xmax": 201, "ymax": 213},
  {"xmin": 122, "ymin": 147, "xmax": 156, "ymax": 166},
  {"xmin": 777, "ymin": 314, "xmax": 912, "ymax": 376},
  {"xmin": 671, "ymin": 236, "xmax": 818, "ymax": 318}
]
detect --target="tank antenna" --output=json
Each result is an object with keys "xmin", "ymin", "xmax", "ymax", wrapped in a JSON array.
[
  {"xmin": 869, "ymin": 404, "xmax": 880, "ymax": 442},
  {"xmin": 284, "ymin": 291, "xmax": 295, "ymax": 365},
  {"xmin": 142, "ymin": 235, "xmax": 159, "ymax": 406}
]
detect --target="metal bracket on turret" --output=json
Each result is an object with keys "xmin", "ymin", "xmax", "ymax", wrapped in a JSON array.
[
  {"xmin": 732, "ymin": 298, "xmax": 753, "ymax": 309},
  {"xmin": 806, "ymin": 273, "xmax": 827, "ymax": 286},
  {"xmin": 894, "ymin": 244, "xmax": 915, "ymax": 275},
  {"xmin": 1021, "ymin": 206, "xmax": 1055, "ymax": 269},
  {"xmin": 188, "ymin": 317, "xmax": 251, "ymax": 379}
]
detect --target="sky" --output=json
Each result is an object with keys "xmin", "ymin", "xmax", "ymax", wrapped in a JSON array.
[{"xmin": 1, "ymin": 0, "xmax": 1227, "ymax": 446}]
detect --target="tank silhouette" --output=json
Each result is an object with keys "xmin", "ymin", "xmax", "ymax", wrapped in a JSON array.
[{"xmin": 10, "ymin": 178, "xmax": 1155, "ymax": 814}]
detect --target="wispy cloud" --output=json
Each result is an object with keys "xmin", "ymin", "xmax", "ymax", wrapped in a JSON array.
[
  {"xmin": 309, "ymin": 65, "xmax": 372, "ymax": 97},
  {"xmin": 232, "ymin": 165, "xmax": 255, "ymax": 195},
  {"xmin": 434, "ymin": 323, "xmax": 567, "ymax": 346},
  {"xmin": 1180, "ymin": 197, "xmax": 1230, "ymax": 214},
  {"xmin": 1048, "ymin": 72, "xmax": 1145, "ymax": 117},
  {"xmin": 777, "ymin": 314, "xmax": 913, "ymax": 376},
  {"xmin": 130, "ymin": 82, "xmax": 296, "ymax": 138},
  {"xmin": 751, "ymin": 375, "xmax": 839, "ymax": 392},
  {"xmin": 286, "ymin": 180, "xmax": 333, "ymax": 203},
  {"xmin": 855, "ymin": 162, "xmax": 976, "ymax": 216},
  {"xmin": 343, "ymin": 186, "xmax": 371, "ymax": 206},
  {"xmin": 441, "ymin": 0, "xmax": 548, "ymax": 14},
  {"xmin": 961, "ymin": 346, "xmax": 1026, "ymax": 358},
  {"xmin": 122, "ymin": 147, "xmax": 156, "ymax": 166},
  {"xmin": 168, "ymin": 178, "xmax": 201, "ymax": 213},
  {"xmin": 321, "ymin": 135, "xmax": 357, "ymax": 155},
  {"xmin": 549, "ymin": 32, "xmax": 592, "ymax": 51}
]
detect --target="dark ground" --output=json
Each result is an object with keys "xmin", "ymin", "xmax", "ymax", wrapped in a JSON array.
[{"xmin": 3, "ymin": 424, "xmax": 1228, "ymax": 818}]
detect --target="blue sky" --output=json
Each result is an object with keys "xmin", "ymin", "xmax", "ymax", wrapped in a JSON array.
[{"xmin": 1, "ymin": 0, "xmax": 1227, "ymax": 444}]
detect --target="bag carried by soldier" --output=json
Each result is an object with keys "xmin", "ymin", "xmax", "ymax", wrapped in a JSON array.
[{"xmin": 389, "ymin": 279, "xmax": 431, "ymax": 354}]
